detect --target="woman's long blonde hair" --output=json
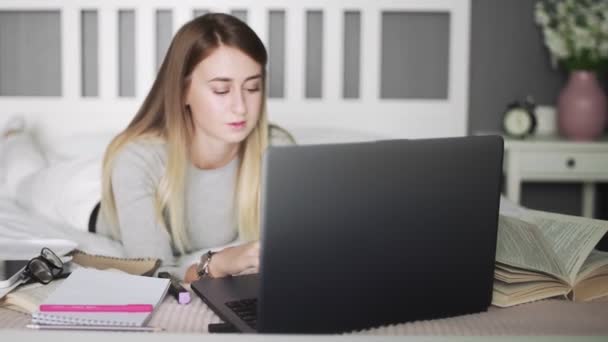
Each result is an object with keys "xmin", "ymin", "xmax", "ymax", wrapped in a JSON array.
[{"xmin": 100, "ymin": 13, "xmax": 269, "ymax": 254}]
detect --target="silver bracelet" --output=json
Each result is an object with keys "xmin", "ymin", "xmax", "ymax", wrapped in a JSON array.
[{"xmin": 196, "ymin": 250, "xmax": 215, "ymax": 278}]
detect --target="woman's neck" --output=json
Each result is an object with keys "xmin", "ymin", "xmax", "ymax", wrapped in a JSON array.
[{"xmin": 190, "ymin": 135, "xmax": 240, "ymax": 170}]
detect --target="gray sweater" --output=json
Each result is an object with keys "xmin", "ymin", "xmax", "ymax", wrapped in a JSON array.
[{"xmin": 96, "ymin": 127, "xmax": 294, "ymax": 277}]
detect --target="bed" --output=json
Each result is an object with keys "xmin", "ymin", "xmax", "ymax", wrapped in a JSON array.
[
  {"xmin": 0, "ymin": 0, "xmax": 471, "ymax": 274},
  {"xmin": 1, "ymin": 0, "xmax": 607, "ymax": 337}
]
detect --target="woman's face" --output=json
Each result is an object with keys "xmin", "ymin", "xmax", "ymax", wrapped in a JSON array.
[{"xmin": 186, "ymin": 45, "xmax": 263, "ymax": 147}]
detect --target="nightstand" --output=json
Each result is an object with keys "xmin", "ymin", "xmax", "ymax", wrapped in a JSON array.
[{"xmin": 504, "ymin": 135, "xmax": 608, "ymax": 218}]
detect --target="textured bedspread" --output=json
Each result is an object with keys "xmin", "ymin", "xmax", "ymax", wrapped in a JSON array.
[{"xmin": 2, "ymin": 295, "xmax": 607, "ymax": 335}]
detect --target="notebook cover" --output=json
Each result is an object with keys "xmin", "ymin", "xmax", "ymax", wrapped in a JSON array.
[{"xmin": 69, "ymin": 250, "xmax": 161, "ymax": 276}]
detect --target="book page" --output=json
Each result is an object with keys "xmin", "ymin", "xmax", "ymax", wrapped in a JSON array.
[
  {"xmin": 496, "ymin": 215, "xmax": 566, "ymax": 281},
  {"xmin": 0, "ymin": 279, "xmax": 65, "ymax": 313},
  {"xmin": 492, "ymin": 280, "xmax": 569, "ymax": 307},
  {"xmin": 527, "ymin": 210, "xmax": 608, "ymax": 283},
  {"xmin": 572, "ymin": 251, "xmax": 608, "ymax": 302},
  {"xmin": 577, "ymin": 250, "xmax": 608, "ymax": 280},
  {"xmin": 495, "ymin": 263, "xmax": 558, "ymax": 283}
]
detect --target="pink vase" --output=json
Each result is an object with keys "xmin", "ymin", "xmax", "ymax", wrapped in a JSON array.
[{"xmin": 557, "ymin": 70, "xmax": 608, "ymax": 140}]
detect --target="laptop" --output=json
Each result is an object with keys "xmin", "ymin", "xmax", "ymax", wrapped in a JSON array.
[{"xmin": 191, "ymin": 135, "xmax": 504, "ymax": 334}]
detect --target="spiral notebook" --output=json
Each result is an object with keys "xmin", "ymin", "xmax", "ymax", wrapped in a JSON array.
[{"xmin": 31, "ymin": 267, "xmax": 169, "ymax": 326}]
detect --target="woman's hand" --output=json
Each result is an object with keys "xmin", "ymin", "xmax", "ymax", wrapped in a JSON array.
[
  {"xmin": 184, "ymin": 263, "xmax": 199, "ymax": 283},
  {"xmin": 211, "ymin": 241, "xmax": 260, "ymax": 277},
  {"xmin": 183, "ymin": 241, "xmax": 260, "ymax": 283}
]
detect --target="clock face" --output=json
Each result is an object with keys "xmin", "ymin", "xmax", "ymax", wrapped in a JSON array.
[{"xmin": 504, "ymin": 108, "xmax": 532, "ymax": 137}]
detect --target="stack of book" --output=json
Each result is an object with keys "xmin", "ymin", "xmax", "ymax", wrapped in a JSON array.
[
  {"xmin": 493, "ymin": 204, "xmax": 608, "ymax": 307},
  {"xmin": 1, "ymin": 252, "xmax": 169, "ymax": 331}
]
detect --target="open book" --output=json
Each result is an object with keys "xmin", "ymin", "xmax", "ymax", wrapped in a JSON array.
[
  {"xmin": 493, "ymin": 204, "xmax": 608, "ymax": 307},
  {"xmin": 0, "ymin": 279, "xmax": 64, "ymax": 314}
]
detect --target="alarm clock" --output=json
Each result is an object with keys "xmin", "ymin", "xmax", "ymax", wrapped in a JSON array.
[{"xmin": 502, "ymin": 99, "xmax": 537, "ymax": 139}]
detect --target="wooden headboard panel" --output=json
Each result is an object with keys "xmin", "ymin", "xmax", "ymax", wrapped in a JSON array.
[{"xmin": 0, "ymin": 0, "xmax": 470, "ymax": 152}]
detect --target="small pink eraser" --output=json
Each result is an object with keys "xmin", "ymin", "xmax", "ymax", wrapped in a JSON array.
[{"xmin": 178, "ymin": 292, "xmax": 191, "ymax": 304}]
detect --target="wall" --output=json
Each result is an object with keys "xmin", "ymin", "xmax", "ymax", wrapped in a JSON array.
[{"xmin": 469, "ymin": 0, "xmax": 608, "ymax": 231}]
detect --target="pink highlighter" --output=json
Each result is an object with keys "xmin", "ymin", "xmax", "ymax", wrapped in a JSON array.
[
  {"xmin": 39, "ymin": 304, "xmax": 153, "ymax": 313},
  {"xmin": 158, "ymin": 271, "xmax": 191, "ymax": 305}
]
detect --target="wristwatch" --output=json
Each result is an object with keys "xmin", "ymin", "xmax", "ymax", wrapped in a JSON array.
[{"xmin": 196, "ymin": 251, "xmax": 215, "ymax": 278}]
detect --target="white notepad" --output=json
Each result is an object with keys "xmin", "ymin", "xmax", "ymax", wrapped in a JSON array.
[{"xmin": 31, "ymin": 267, "xmax": 169, "ymax": 326}]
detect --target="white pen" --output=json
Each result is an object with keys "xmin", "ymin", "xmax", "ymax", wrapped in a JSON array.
[{"xmin": 26, "ymin": 324, "xmax": 164, "ymax": 332}]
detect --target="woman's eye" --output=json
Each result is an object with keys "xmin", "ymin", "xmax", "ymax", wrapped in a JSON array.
[
  {"xmin": 213, "ymin": 90, "xmax": 229, "ymax": 95},
  {"xmin": 246, "ymin": 88, "xmax": 260, "ymax": 93}
]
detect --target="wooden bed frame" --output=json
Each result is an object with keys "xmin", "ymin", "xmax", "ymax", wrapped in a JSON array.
[{"xmin": 0, "ymin": 0, "xmax": 470, "ymax": 154}]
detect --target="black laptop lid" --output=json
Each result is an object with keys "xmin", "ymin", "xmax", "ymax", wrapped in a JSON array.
[{"xmin": 257, "ymin": 136, "xmax": 503, "ymax": 333}]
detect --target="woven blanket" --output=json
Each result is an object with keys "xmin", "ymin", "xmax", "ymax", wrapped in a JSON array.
[{"xmin": 1, "ymin": 296, "xmax": 607, "ymax": 335}]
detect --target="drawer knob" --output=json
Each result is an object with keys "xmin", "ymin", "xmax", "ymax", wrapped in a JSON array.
[{"xmin": 566, "ymin": 158, "xmax": 576, "ymax": 168}]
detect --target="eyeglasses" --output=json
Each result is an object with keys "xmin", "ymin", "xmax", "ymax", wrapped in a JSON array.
[{"xmin": 22, "ymin": 248, "xmax": 64, "ymax": 285}]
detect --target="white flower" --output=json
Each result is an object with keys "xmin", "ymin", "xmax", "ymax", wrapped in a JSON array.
[
  {"xmin": 556, "ymin": 2, "xmax": 568, "ymax": 19},
  {"xmin": 584, "ymin": 10, "xmax": 600, "ymax": 29},
  {"xmin": 556, "ymin": 21, "xmax": 569, "ymax": 39},
  {"xmin": 535, "ymin": 0, "xmax": 608, "ymax": 70},
  {"xmin": 572, "ymin": 26, "xmax": 595, "ymax": 53},
  {"xmin": 535, "ymin": 5, "xmax": 550, "ymax": 26},
  {"xmin": 544, "ymin": 28, "xmax": 570, "ymax": 59},
  {"xmin": 601, "ymin": 18, "xmax": 608, "ymax": 35},
  {"xmin": 599, "ymin": 41, "xmax": 608, "ymax": 58}
]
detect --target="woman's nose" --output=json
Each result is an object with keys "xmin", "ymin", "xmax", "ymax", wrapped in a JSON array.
[{"xmin": 231, "ymin": 89, "xmax": 246, "ymax": 116}]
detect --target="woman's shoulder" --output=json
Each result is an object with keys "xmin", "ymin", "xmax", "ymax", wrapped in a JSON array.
[
  {"xmin": 269, "ymin": 124, "xmax": 297, "ymax": 146},
  {"xmin": 113, "ymin": 136, "xmax": 167, "ymax": 171}
]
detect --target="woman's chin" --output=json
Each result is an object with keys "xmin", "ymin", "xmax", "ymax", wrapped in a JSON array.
[
  {"xmin": 222, "ymin": 127, "xmax": 255, "ymax": 143},
  {"xmin": 219, "ymin": 132, "xmax": 250, "ymax": 145}
]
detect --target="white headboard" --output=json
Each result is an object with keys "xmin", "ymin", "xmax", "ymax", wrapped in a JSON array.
[{"xmin": 0, "ymin": 0, "xmax": 470, "ymax": 152}]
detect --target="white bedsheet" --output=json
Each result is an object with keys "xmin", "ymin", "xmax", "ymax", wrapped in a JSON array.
[
  {"xmin": 1, "ymin": 133, "xmax": 123, "ymax": 258},
  {"xmin": 0, "ymin": 125, "xmax": 385, "ymax": 260},
  {"xmin": 0, "ymin": 196, "xmax": 125, "ymax": 259}
]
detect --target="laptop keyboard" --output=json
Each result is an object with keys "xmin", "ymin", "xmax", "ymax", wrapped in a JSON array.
[{"xmin": 225, "ymin": 298, "xmax": 257, "ymax": 329}]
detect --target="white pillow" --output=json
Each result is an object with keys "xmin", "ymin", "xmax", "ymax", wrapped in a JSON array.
[
  {"xmin": 45, "ymin": 132, "xmax": 116, "ymax": 163},
  {"xmin": 288, "ymin": 126, "xmax": 387, "ymax": 145},
  {"xmin": 15, "ymin": 155, "xmax": 103, "ymax": 233},
  {"xmin": 0, "ymin": 198, "xmax": 125, "ymax": 258}
]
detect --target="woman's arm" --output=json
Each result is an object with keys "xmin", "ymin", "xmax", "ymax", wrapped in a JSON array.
[
  {"xmin": 106, "ymin": 142, "xmax": 176, "ymax": 262},
  {"xmin": 109, "ymin": 142, "xmax": 263, "ymax": 281},
  {"xmin": 182, "ymin": 126, "xmax": 295, "ymax": 282}
]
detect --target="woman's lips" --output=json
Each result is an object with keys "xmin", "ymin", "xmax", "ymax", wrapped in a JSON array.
[{"xmin": 228, "ymin": 121, "xmax": 246, "ymax": 129}]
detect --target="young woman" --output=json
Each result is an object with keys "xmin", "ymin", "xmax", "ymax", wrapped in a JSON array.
[
  {"xmin": 96, "ymin": 13, "xmax": 293, "ymax": 282},
  {"xmin": 0, "ymin": 14, "xmax": 289, "ymax": 281}
]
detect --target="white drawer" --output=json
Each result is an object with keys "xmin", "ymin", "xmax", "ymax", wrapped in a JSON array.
[{"xmin": 519, "ymin": 152, "xmax": 608, "ymax": 174}]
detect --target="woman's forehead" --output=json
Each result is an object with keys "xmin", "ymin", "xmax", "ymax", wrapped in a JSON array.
[{"xmin": 194, "ymin": 45, "xmax": 262, "ymax": 82}]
